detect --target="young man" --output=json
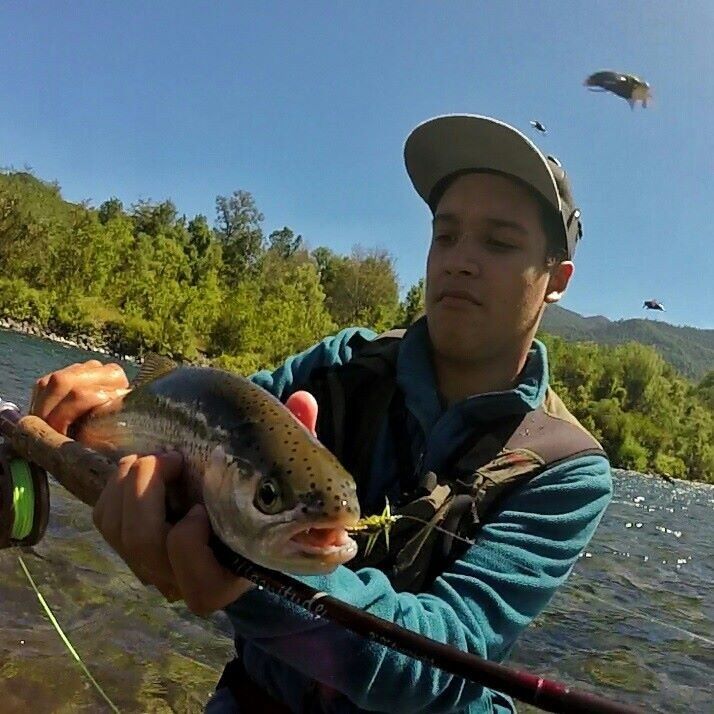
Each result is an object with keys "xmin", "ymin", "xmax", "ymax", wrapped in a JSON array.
[{"xmin": 31, "ymin": 115, "xmax": 612, "ymax": 713}]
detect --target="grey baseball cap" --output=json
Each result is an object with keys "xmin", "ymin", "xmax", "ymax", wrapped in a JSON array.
[{"xmin": 404, "ymin": 114, "xmax": 582, "ymax": 260}]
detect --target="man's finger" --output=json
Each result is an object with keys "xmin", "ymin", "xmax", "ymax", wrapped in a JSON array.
[
  {"xmin": 44, "ymin": 386, "xmax": 128, "ymax": 436},
  {"xmin": 154, "ymin": 581, "xmax": 182, "ymax": 602},
  {"xmin": 120, "ymin": 553, "xmax": 180, "ymax": 597},
  {"xmin": 31, "ymin": 367, "xmax": 79, "ymax": 419},
  {"xmin": 93, "ymin": 454, "xmax": 137, "ymax": 549},
  {"xmin": 167, "ymin": 505, "xmax": 255, "ymax": 616},
  {"xmin": 285, "ymin": 390, "xmax": 319, "ymax": 436},
  {"xmin": 31, "ymin": 362, "xmax": 129, "ymax": 418},
  {"xmin": 31, "ymin": 362, "xmax": 96, "ymax": 409},
  {"xmin": 120, "ymin": 453, "xmax": 183, "ymax": 581}
]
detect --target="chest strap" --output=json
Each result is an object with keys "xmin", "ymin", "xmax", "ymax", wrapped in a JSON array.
[{"xmin": 346, "ymin": 393, "xmax": 606, "ymax": 593}]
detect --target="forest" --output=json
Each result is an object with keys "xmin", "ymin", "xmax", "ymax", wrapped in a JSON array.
[{"xmin": 1, "ymin": 170, "xmax": 712, "ymax": 482}]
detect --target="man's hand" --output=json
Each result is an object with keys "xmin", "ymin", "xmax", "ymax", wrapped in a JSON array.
[
  {"xmin": 30, "ymin": 359, "xmax": 130, "ymax": 435},
  {"xmin": 92, "ymin": 452, "xmax": 254, "ymax": 613}
]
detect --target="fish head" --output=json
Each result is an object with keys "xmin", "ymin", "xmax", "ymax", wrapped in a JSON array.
[{"xmin": 202, "ymin": 406, "xmax": 361, "ymax": 575}]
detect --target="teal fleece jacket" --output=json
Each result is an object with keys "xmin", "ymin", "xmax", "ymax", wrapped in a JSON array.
[{"xmin": 224, "ymin": 318, "xmax": 613, "ymax": 713}]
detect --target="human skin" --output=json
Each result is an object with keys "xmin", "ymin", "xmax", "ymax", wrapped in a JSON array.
[{"xmin": 425, "ymin": 172, "xmax": 573, "ymax": 405}]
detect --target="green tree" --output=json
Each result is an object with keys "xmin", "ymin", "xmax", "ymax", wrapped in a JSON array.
[
  {"xmin": 131, "ymin": 199, "xmax": 181, "ymax": 239},
  {"xmin": 399, "ymin": 278, "xmax": 425, "ymax": 326},
  {"xmin": 210, "ymin": 252, "xmax": 335, "ymax": 369},
  {"xmin": 187, "ymin": 214, "xmax": 214, "ymax": 260},
  {"xmin": 98, "ymin": 197, "xmax": 124, "ymax": 224},
  {"xmin": 320, "ymin": 246, "xmax": 400, "ymax": 331},
  {"xmin": 2, "ymin": 168, "xmax": 712, "ymax": 482},
  {"xmin": 268, "ymin": 226, "xmax": 303, "ymax": 258},
  {"xmin": 695, "ymin": 371, "xmax": 714, "ymax": 410},
  {"xmin": 0, "ymin": 278, "xmax": 53, "ymax": 325},
  {"xmin": 215, "ymin": 190, "xmax": 264, "ymax": 283}
]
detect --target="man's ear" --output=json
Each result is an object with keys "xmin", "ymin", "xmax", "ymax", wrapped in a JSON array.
[{"xmin": 544, "ymin": 261, "xmax": 574, "ymax": 304}]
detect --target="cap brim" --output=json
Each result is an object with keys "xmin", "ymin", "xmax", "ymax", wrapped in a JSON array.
[{"xmin": 404, "ymin": 114, "xmax": 561, "ymax": 213}]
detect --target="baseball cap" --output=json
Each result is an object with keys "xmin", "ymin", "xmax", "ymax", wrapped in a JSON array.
[{"xmin": 404, "ymin": 114, "xmax": 583, "ymax": 260}]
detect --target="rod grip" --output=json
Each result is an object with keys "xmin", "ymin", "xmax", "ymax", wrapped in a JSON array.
[{"xmin": 7, "ymin": 415, "xmax": 116, "ymax": 508}]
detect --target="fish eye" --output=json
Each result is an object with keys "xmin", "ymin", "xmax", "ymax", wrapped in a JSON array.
[{"xmin": 255, "ymin": 476, "xmax": 283, "ymax": 514}]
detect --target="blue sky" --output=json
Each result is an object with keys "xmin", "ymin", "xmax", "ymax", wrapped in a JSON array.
[{"xmin": 2, "ymin": 1, "xmax": 712, "ymax": 328}]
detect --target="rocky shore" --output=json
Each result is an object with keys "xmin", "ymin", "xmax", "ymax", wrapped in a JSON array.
[{"xmin": 0, "ymin": 316, "xmax": 138, "ymax": 363}]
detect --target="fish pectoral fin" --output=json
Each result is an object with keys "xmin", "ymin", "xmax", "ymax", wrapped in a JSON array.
[{"xmin": 132, "ymin": 353, "xmax": 179, "ymax": 387}]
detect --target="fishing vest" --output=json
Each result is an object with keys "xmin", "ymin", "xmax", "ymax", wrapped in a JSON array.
[{"xmin": 299, "ymin": 328, "xmax": 608, "ymax": 593}]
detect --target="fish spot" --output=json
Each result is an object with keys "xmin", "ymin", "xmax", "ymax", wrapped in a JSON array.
[{"xmin": 310, "ymin": 482, "xmax": 316, "ymax": 489}]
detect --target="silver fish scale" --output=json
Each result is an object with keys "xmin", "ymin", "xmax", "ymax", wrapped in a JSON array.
[
  {"xmin": 119, "ymin": 398, "xmax": 227, "ymax": 475},
  {"xmin": 77, "ymin": 396, "xmax": 229, "ymax": 509}
]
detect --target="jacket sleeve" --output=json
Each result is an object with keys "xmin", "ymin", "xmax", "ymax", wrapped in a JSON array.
[
  {"xmin": 248, "ymin": 326, "xmax": 377, "ymax": 399},
  {"xmin": 225, "ymin": 454, "xmax": 613, "ymax": 713}
]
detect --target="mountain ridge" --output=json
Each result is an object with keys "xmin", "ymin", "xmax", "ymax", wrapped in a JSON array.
[{"xmin": 541, "ymin": 305, "xmax": 714, "ymax": 381}]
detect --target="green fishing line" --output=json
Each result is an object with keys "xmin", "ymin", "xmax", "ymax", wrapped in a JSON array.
[
  {"xmin": 10, "ymin": 458, "xmax": 34, "ymax": 540},
  {"xmin": 18, "ymin": 555, "xmax": 121, "ymax": 713}
]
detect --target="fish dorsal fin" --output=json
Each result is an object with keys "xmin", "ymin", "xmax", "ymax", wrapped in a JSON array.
[{"xmin": 131, "ymin": 353, "xmax": 178, "ymax": 388}]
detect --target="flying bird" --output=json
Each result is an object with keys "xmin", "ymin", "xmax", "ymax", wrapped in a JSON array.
[
  {"xmin": 643, "ymin": 299, "xmax": 665, "ymax": 312},
  {"xmin": 530, "ymin": 120, "xmax": 547, "ymax": 134},
  {"xmin": 584, "ymin": 70, "xmax": 652, "ymax": 109}
]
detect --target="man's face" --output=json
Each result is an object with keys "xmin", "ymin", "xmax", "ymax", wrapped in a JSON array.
[{"xmin": 425, "ymin": 171, "xmax": 572, "ymax": 364}]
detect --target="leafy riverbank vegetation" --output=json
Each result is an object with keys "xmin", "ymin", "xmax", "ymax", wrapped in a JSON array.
[
  {"xmin": 1, "ymin": 170, "xmax": 712, "ymax": 482},
  {"xmin": 540, "ymin": 336, "xmax": 713, "ymax": 482}
]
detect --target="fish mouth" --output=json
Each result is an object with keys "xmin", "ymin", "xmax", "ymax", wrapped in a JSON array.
[{"xmin": 283, "ymin": 519, "xmax": 359, "ymax": 565}]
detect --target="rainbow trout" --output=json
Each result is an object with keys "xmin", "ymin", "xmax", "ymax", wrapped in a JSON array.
[{"xmin": 72, "ymin": 355, "xmax": 360, "ymax": 574}]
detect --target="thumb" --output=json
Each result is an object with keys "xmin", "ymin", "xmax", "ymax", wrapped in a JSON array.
[
  {"xmin": 176, "ymin": 503, "xmax": 212, "ymax": 542},
  {"xmin": 168, "ymin": 504, "xmax": 254, "ymax": 615},
  {"xmin": 285, "ymin": 390, "xmax": 318, "ymax": 437}
]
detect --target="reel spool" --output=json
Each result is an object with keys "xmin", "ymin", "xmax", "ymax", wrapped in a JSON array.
[{"xmin": 0, "ymin": 442, "xmax": 50, "ymax": 550}]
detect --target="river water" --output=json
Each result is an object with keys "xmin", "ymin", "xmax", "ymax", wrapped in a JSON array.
[{"xmin": 0, "ymin": 329, "xmax": 711, "ymax": 713}]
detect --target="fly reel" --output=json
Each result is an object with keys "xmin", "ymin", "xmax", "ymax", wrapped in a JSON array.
[{"xmin": 0, "ymin": 401, "xmax": 50, "ymax": 550}]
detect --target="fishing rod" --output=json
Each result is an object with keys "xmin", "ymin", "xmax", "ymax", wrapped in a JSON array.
[{"xmin": 0, "ymin": 397, "xmax": 643, "ymax": 714}]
